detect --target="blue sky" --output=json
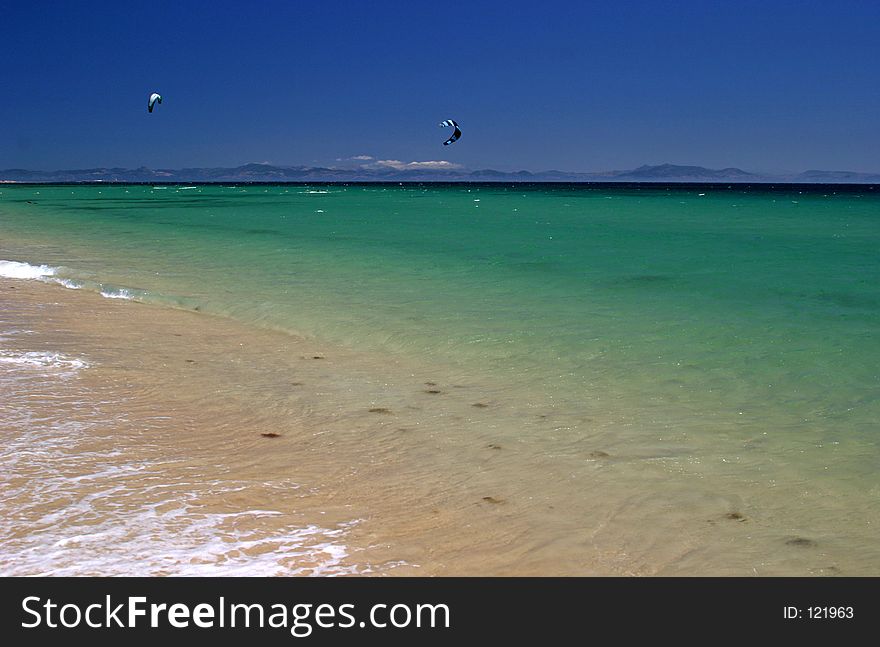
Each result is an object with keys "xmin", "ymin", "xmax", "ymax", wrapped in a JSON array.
[{"xmin": 2, "ymin": 0, "xmax": 878, "ymax": 172}]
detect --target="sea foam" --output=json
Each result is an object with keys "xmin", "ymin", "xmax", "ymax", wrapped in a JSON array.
[
  {"xmin": 1, "ymin": 259, "xmax": 145, "ymax": 302},
  {"xmin": 0, "ymin": 260, "xmax": 57, "ymax": 280},
  {"xmin": 99, "ymin": 287, "xmax": 137, "ymax": 300},
  {"xmin": 0, "ymin": 350, "xmax": 90, "ymax": 371}
]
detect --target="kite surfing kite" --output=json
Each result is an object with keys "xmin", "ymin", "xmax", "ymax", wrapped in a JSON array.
[
  {"xmin": 148, "ymin": 93, "xmax": 163, "ymax": 113},
  {"xmin": 439, "ymin": 119, "xmax": 461, "ymax": 146}
]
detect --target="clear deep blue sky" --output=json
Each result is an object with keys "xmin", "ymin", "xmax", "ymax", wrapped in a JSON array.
[{"xmin": 2, "ymin": 0, "xmax": 878, "ymax": 172}]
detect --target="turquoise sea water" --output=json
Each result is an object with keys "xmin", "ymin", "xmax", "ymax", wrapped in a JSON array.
[{"xmin": 2, "ymin": 183, "xmax": 879, "ymax": 573}]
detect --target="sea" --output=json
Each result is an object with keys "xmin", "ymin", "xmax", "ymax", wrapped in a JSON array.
[{"xmin": 1, "ymin": 182, "xmax": 878, "ymax": 575}]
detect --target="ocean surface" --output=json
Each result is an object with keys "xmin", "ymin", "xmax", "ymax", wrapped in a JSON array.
[{"xmin": 1, "ymin": 182, "xmax": 878, "ymax": 575}]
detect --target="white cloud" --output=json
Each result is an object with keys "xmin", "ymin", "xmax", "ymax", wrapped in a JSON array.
[
  {"xmin": 373, "ymin": 159, "xmax": 462, "ymax": 170},
  {"xmin": 350, "ymin": 155, "xmax": 374, "ymax": 161}
]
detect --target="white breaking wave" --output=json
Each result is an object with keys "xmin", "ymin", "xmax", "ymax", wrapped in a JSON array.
[
  {"xmin": 1, "ymin": 259, "xmax": 146, "ymax": 302},
  {"xmin": 99, "ymin": 287, "xmax": 137, "ymax": 300},
  {"xmin": 55, "ymin": 278, "xmax": 83, "ymax": 290},
  {"xmin": 0, "ymin": 260, "xmax": 57, "ymax": 280}
]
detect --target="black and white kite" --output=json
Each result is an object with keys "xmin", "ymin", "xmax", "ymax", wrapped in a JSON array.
[
  {"xmin": 148, "ymin": 93, "xmax": 163, "ymax": 113},
  {"xmin": 439, "ymin": 119, "xmax": 461, "ymax": 145}
]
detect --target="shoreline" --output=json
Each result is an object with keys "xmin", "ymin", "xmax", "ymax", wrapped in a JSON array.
[
  {"xmin": 2, "ymin": 269, "xmax": 875, "ymax": 576},
  {"xmin": 1, "ymin": 276, "xmax": 621, "ymax": 575}
]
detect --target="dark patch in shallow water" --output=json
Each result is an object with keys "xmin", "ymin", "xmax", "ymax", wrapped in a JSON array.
[
  {"xmin": 482, "ymin": 496, "xmax": 505, "ymax": 505},
  {"xmin": 55, "ymin": 205, "xmax": 118, "ymax": 212},
  {"xmin": 588, "ymin": 450, "xmax": 610, "ymax": 459},
  {"xmin": 511, "ymin": 261, "xmax": 559, "ymax": 273},
  {"xmin": 785, "ymin": 537, "xmax": 817, "ymax": 548},
  {"xmin": 813, "ymin": 290, "xmax": 878, "ymax": 310},
  {"xmin": 244, "ymin": 228, "xmax": 280, "ymax": 236},
  {"xmin": 260, "ymin": 433, "xmax": 281, "ymax": 438},
  {"xmin": 472, "ymin": 402, "xmax": 490, "ymax": 408},
  {"xmin": 610, "ymin": 274, "xmax": 675, "ymax": 287},
  {"xmin": 724, "ymin": 512, "xmax": 746, "ymax": 521},
  {"xmin": 424, "ymin": 389, "xmax": 442, "ymax": 394},
  {"xmin": 369, "ymin": 407, "xmax": 392, "ymax": 414}
]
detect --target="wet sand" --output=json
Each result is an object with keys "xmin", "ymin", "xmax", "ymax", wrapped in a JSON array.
[{"xmin": 0, "ymin": 278, "xmax": 863, "ymax": 576}]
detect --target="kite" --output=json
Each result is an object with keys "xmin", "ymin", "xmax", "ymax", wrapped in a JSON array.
[{"xmin": 439, "ymin": 119, "xmax": 461, "ymax": 145}]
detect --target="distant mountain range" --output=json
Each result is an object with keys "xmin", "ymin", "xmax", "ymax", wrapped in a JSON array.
[{"xmin": 1, "ymin": 163, "xmax": 878, "ymax": 184}]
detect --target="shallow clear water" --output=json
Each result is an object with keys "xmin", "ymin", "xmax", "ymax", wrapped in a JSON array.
[{"xmin": 2, "ymin": 183, "xmax": 879, "ymax": 574}]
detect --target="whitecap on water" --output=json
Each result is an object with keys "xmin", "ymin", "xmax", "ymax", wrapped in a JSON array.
[
  {"xmin": 0, "ymin": 259, "xmax": 57, "ymax": 280},
  {"xmin": 99, "ymin": 287, "xmax": 138, "ymax": 300}
]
